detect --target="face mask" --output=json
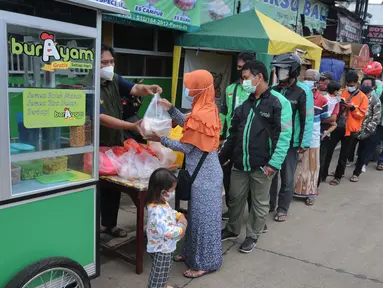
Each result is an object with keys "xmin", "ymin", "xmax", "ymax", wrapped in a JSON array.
[
  {"xmin": 242, "ymin": 79, "xmax": 258, "ymax": 94},
  {"xmin": 184, "ymin": 85, "xmax": 213, "ymax": 102},
  {"xmin": 162, "ymin": 190, "xmax": 175, "ymax": 202},
  {"xmin": 278, "ymin": 68, "xmax": 290, "ymax": 81},
  {"xmin": 346, "ymin": 86, "xmax": 357, "ymax": 93},
  {"xmin": 304, "ymin": 80, "xmax": 315, "ymax": 90},
  {"xmin": 237, "ymin": 70, "xmax": 243, "ymax": 80},
  {"xmin": 100, "ymin": 65, "xmax": 114, "ymax": 81}
]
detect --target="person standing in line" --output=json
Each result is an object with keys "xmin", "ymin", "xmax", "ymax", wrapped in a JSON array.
[
  {"xmin": 146, "ymin": 168, "xmax": 187, "ymax": 288},
  {"xmin": 362, "ymin": 61, "xmax": 383, "ymax": 98},
  {"xmin": 269, "ymin": 53, "xmax": 314, "ymax": 222},
  {"xmin": 294, "ymin": 69, "xmax": 331, "ymax": 205},
  {"xmin": 317, "ymin": 72, "xmax": 334, "ymax": 94},
  {"xmin": 322, "ymin": 70, "xmax": 368, "ymax": 186},
  {"xmin": 318, "ymin": 81, "xmax": 341, "ymax": 185},
  {"xmin": 96, "ymin": 44, "xmax": 163, "ymax": 238},
  {"xmin": 146, "ymin": 70, "xmax": 223, "ymax": 279},
  {"xmin": 220, "ymin": 60, "xmax": 292, "ymax": 253},
  {"xmin": 220, "ymin": 52, "xmax": 254, "ymax": 221},
  {"xmin": 350, "ymin": 85, "xmax": 381, "ymax": 182}
]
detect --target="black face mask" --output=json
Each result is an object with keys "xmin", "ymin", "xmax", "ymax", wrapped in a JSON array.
[{"xmin": 237, "ymin": 70, "xmax": 242, "ymax": 80}]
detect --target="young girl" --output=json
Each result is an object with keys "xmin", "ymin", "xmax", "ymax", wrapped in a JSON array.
[{"xmin": 146, "ymin": 168, "xmax": 187, "ymax": 288}]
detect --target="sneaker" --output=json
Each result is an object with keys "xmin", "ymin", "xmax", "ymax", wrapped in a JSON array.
[
  {"xmin": 222, "ymin": 211, "xmax": 230, "ymax": 221},
  {"xmin": 239, "ymin": 237, "xmax": 257, "ymax": 253},
  {"xmin": 362, "ymin": 165, "xmax": 367, "ymax": 173},
  {"xmin": 221, "ymin": 228, "xmax": 238, "ymax": 242},
  {"xmin": 262, "ymin": 225, "xmax": 268, "ymax": 233}
]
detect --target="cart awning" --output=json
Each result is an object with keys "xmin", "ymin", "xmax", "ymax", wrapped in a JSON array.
[
  {"xmin": 55, "ymin": 0, "xmax": 130, "ymax": 15},
  {"xmin": 176, "ymin": 9, "xmax": 322, "ymax": 67},
  {"xmin": 306, "ymin": 35, "xmax": 352, "ymax": 55}
]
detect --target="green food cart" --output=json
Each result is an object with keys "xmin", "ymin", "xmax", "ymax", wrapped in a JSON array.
[{"xmin": 0, "ymin": 1, "xmax": 129, "ymax": 287}]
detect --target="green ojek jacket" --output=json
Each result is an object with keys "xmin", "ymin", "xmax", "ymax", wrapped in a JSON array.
[{"xmin": 220, "ymin": 82, "xmax": 250, "ymax": 138}]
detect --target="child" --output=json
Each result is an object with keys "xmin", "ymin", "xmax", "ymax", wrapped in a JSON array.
[{"xmin": 146, "ymin": 168, "xmax": 187, "ymax": 288}]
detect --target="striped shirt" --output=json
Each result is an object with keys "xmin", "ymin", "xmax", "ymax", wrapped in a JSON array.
[{"xmin": 311, "ymin": 90, "xmax": 330, "ymax": 148}]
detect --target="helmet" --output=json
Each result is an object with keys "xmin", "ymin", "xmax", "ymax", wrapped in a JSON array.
[
  {"xmin": 271, "ymin": 53, "xmax": 302, "ymax": 78},
  {"xmin": 362, "ymin": 61, "xmax": 382, "ymax": 77}
]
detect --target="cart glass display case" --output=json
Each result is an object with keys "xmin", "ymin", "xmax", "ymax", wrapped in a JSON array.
[{"xmin": 0, "ymin": 11, "xmax": 100, "ymax": 200}]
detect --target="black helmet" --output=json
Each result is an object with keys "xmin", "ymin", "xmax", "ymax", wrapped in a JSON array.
[{"xmin": 271, "ymin": 53, "xmax": 302, "ymax": 78}]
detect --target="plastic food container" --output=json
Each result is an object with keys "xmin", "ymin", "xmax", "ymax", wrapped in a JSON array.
[
  {"xmin": 15, "ymin": 160, "xmax": 44, "ymax": 180},
  {"xmin": 11, "ymin": 164, "xmax": 21, "ymax": 185},
  {"xmin": 43, "ymin": 156, "xmax": 68, "ymax": 174},
  {"xmin": 70, "ymin": 125, "xmax": 86, "ymax": 147}
]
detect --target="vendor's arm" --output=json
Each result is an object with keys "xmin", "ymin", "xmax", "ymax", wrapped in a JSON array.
[
  {"xmin": 161, "ymin": 137, "xmax": 194, "ymax": 154},
  {"xmin": 117, "ymin": 75, "xmax": 162, "ymax": 97},
  {"xmin": 100, "ymin": 114, "xmax": 140, "ymax": 133}
]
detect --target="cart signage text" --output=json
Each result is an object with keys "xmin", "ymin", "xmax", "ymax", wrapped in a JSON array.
[{"xmin": 23, "ymin": 89, "xmax": 86, "ymax": 128}]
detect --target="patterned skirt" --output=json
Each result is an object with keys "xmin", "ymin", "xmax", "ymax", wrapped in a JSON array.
[{"xmin": 294, "ymin": 148, "xmax": 320, "ymax": 198}]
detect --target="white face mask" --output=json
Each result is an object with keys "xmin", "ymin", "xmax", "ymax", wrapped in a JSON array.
[
  {"xmin": 278, "ymin": 68, "xmax": 290, "ymax": 81},
  {"xmin": 100, "ymin": 65, "xmax": 114, "ymax": 81},
  {"xmin": 346, "ymin": 86, "xmax": 357, "ymax": 93},
  {"xmin": 242, "ymin": 77, "xmax": 259, "ymax": 94},
  {"xmin": 162, "ymin": 190, "xmax": 175, "ymax": 202}
]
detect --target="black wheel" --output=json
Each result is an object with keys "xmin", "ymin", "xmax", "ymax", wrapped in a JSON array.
[{"xmin": 5, "ymin": 257, "xmax": 91, "ymax": 288}]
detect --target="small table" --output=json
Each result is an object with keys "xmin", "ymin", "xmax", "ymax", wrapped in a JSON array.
[{"xmin": 99, "ymin": 176, "xmax": 148, "ymax": 275}]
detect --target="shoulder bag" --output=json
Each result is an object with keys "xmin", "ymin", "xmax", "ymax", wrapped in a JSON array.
[{"xmin": 176, "ymin": 152, "xmax": 208, "ymax": 201}]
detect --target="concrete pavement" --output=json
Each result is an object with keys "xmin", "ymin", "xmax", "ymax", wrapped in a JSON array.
[{"xmin": 92, "ymin": 154, "xmax": 383, "ymax": 288}]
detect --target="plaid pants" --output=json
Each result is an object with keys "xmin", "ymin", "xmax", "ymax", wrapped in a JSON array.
[{"xmin": 147, "ymin": 252, "xmax": 174, "ymax": 288}]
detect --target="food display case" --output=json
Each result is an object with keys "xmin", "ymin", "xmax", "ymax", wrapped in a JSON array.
[{"xmin": 0, "ymin": 1, "xmax": 129, "ymax": 287}]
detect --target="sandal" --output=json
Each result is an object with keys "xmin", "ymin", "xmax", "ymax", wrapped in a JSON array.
[
  {"xmin": 305, "ymin": 197, "xmax": 314, "ymax": 206},
  {"xmin": 350, "ymin": 175, "xmax": 359, "ymax": 182},
  {"xmin": 377, "ymin": 164, "xmax": 383, "ymax": 171},
  {"xmin": 183, "ymin": 269, "xmax": 215, "ymax": 279},
  {"xmin": 274, "ymin": 212, "xmax": 287, "ymax": 222},
  {"xmin": 173, "ymin": 255, "xmax": 185, "ymax": 262},
  {"xmin": 330, "ymin": 178, "xmax": 341, "ymax": 186},
  {"xmin": 101, "ymin": 227, "xmax": 127, "ymax": 238}
]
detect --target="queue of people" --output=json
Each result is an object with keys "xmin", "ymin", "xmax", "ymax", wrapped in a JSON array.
[{"xmin": 96, "ymin": 44, "xmax": 383, "ymax": 288}]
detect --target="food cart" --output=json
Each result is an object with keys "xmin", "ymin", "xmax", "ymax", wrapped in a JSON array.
[{"xmin": 0, "ymin": 0, "xmax": 129, "ymax": 287}]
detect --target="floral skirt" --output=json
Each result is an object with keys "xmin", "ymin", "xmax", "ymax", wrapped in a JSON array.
[{"xmin": 294, "ymin": 148, "xmax": 320, "ymax": 198}]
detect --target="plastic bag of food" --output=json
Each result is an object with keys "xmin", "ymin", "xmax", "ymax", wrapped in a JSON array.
[
  {"xmin": 118, "ymin": 149, "xmax": 161, "ymax": 180},
  {"xmin": 118, "ymin": 150, "xmax": 139, "ymax": 179},
  {"xmin": 85, "ymin": 150, "xmax": 118, "ymax": 176},
  {"xmin": 148, "ymin": 142, "xmax": 177, "ymax": 167},
  {"xmin": 141, "ymin": 93, "xmax": 172, "ymax": 137}
]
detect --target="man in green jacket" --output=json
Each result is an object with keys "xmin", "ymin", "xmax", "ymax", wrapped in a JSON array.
[{"xmin": 220, "ymin": 52, "xmax": 254, "ymax": 221}]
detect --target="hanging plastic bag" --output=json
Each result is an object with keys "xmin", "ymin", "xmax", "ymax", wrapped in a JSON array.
[
  {"xmin": 141, "ymin": 93, "xmax": 172, "ymax": 137},
  {"xmin": 148, "ymin": 142, "xmax": 177, "ymax": 167}
]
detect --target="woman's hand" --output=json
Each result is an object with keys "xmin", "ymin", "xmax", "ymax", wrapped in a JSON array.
[
  {"xmin": 131, "ymin": 120, "xmax": 143, "ymax": 136},
  {"xmin": 144, "ymin": 131, "xmax": 162, "ymax": 142},
  {"xmin": 158, "ymin": 98, "xmax": 172, "ymax": 111}
]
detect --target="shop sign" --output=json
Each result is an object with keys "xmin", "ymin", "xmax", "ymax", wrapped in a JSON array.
[
  {"xmin": 351, "ymin": 44, "xmax": 373, "ymax": 69},
  {"xmin": 9, "ymin": 32, "xmax": 94, "ymax": 72},
  {"xmin": 125, "ymin": 0, "xmax": 200, "ymax": 32},
  {"xmin": 240, "ymin": 0, "xmax": 328, "ymax": 34},
  {"xmin": 337, "ymin": 14, "xmax": 362, "ymax": 43},
  {"xmin": 365, "ymin": 25, "xmax": 383, "ymax": 56},
  {"xmin": 23, "ymin": 89, "xmax": 86, "ymax": 129}
]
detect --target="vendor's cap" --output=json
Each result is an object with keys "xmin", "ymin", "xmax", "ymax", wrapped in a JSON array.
[
  {"xmin": 320, "ymin": 72, "xmax": 334, "ymax": 80},
  {"xmin": 305, "ymin": 69, "xmax": 320, "ymax": 81},
  {"xmin": 360, "ymin": 85, "xmax": 373, "ymax": 94}
]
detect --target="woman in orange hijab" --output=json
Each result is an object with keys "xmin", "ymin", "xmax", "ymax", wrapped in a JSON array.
[{"xmin": 146, "ymin": 70, "xmax": 223, "ymax": 278}]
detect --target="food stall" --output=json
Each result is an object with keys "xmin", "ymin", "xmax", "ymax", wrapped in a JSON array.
[
  {"xmin": 0, "ymin": 0, "xmax": 129, "ymax": 287},
  {"xmin": 170, "ymin": 9, "xmax": 322, "ymax": 106}
]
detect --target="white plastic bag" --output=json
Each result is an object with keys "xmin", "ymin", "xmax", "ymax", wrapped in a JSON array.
[
  {"xmin": 118, "ymin": 149, "xmax": 161, "ymax": 180},
  {"xmin": 148, "ymin": 142, "xmax": 177, "ymax": 167},
  {"xmin": 141, "ymin": 93, "xmax": 172, "ymax": 137}
]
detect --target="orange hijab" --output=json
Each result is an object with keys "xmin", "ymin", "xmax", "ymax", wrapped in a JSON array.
[{"xmin": 180, "ymin": 70, "xmax": 221, "ymax": 152}]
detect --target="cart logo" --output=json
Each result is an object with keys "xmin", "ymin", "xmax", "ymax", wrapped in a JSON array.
[
  {"xmin": 54, "ymin": 107, "xmax": 85, "ymax": 122},
  {"xmin": 9, "ymin": 32, "xmax": 94, "ymax": 72}
]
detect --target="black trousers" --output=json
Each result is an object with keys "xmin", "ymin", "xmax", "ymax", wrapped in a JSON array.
[
  {"xmin": 322, "ymin": 127, "xmax": 354, "ymax": 179},
  {"xmin": 318, "ymin": 136, "xmax": 331, "ymax": 187},
  {"xmin": 347, "ymin": 138, "xmax": 361, "ymax": 163},
  {"xmin": 354, "ymin": 132, "xmax": 380, "ymax": 176},
  {"xmin": 101, "ymin": 188, "xmax": 121, "ymax": 228},
  {"xmin": 223, "ymin": 162, "xmax": 251, "ymax": 211}
]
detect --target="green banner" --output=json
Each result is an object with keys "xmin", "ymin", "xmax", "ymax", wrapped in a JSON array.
[
  {"xmin": 241, "ymin": 0, "xmax": 328, "ymax": 34},
  {"xmin": 23, "ymin": 89, "xmax": 86, "ymax": 128},
  {"xmin": 125, "ymin": 0, "xmax": 200, "ymax": 32}
]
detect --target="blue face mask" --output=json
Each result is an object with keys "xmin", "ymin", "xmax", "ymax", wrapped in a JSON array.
[
  {"xmin": 304, "ymin": 80, "xmax": 315, "ymax": 90},
  {"xmin": 184, "ymin": 88, "xmax": 194, "ymax": 103}
]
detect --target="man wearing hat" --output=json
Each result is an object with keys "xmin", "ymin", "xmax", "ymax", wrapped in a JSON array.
[{"xmin": 318, "ymin": 72, "xmax": 334, "ymax": 94}]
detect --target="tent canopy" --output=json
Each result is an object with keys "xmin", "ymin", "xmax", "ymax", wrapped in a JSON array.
[
  {"xmin": 176, "ymin": 9, "xmax": 322, "ymax": 68},
  {"xmin": 306, "ymin": 35, "xmax": 352, "ymax": 55}
]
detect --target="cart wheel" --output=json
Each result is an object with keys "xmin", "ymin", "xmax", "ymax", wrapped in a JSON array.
[{"xmin": 5, "ymin": 257, "xmax": 91, "ymax": 288}]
